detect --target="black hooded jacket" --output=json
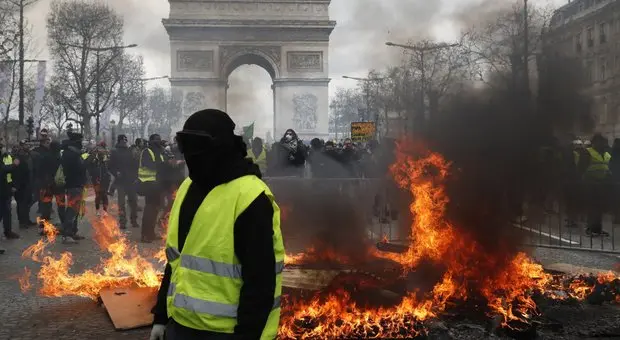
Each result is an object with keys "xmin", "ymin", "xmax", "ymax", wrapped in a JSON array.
[
  {"xmin": 61, "ymin": 141, "xmax": 87, "ymax": 189},
  {"xmin": 153, "ymin": 156, "xmax": 276, "ymax": 339}
]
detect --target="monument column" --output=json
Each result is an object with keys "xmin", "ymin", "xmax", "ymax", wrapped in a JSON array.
[{"xmin": 273, "ymin": 78, "xmax": 330, "ymax": 140}]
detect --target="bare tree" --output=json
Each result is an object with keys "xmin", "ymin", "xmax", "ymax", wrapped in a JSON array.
[
  {"xmin": 46, "ymin": 0, "xmax": 125, "ymax": 137},
  {"xmin": 0, "ymin": 0, "xmax": 19, "ymax": 59},
  {"xmin": 42, "ymin": 79, "xmax": 72, "ymax": 134},
  {"xmin": 329, "ymin": 87, "xmax": 364, "ymax": 139},
  {"xmin": 114, "ymin": 53, "xmax": 144, "ymax": 130}
]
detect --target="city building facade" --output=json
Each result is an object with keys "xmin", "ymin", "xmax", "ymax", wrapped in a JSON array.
[{"xmin": 546, "ymin": 0, "xmax": 620, "ymax": 140}]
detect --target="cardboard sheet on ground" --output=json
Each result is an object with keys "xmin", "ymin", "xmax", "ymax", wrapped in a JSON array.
[{"xmin": 100, "ymin": 286, "xmax": 158, "ymax": 330}]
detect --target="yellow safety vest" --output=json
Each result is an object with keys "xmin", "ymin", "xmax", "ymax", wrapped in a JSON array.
[
  {"xmin": 585, "ymin": 147, "xmax": 611, "ymax": 180},
  {"xmin": 138, "ymin": 148, "xmax": 163, "ymax": 183},
  {"xmin": 81, "ymin": 152, "xmax": 89, "ymax": 160},
  {"xmin": 3, "ymin": 155, "xmax": 12, "ymax": 183},
  {"xmin": 165, "ymin": 176, "xmax": 284, "ymax": 339},
  {"xmin": 248, "ymin": 147, "xmax": 267, "ymax": 174}
]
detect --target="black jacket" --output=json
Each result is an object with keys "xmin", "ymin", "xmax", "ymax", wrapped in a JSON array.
[
  {"xmin": 12, "ymin": 150, "xmax": 32, "ymax": 190},
  {"xmin": 109, "ymin": 144, "xmax": 138, "ymax": 185},
  {"xmin": 61, "ymin": 144, "xmax": 87, "ymax": 189},
  {"xmin": 153, "ymin": 158, "xmax": 276, "ymax": 339},
  {"xmin": 32, "ymin": 146, "xmax": 57, "ymax": 187}
]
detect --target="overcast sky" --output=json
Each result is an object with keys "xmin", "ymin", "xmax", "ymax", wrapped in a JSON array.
[{"xmin": 24, "ymin": 0, "xmax": 565, "ymax": 137}]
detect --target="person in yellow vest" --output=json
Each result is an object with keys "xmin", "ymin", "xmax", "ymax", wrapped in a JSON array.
[
  {"xmin": 580, "ymin": 134, "xmax": 611, "ymax": 237},
  {"xmin": 150, "ymin": 109, "xmax": 284, "ymax": 340},
  {"xmin": 138, "ymin": 134, "xmax": 165, "ymax": 243},
  {"xmin": 0, "ymin": 138, "xmax": 20, "ymax": 246},
  {"xmin": 248, "ymin": 137, "xmax": 268, "ymax": 175}
]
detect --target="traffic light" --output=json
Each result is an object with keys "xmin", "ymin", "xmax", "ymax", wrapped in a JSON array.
[{"xmin": 26, "ymin": 116, "xmax": 34, "ymax": 139}]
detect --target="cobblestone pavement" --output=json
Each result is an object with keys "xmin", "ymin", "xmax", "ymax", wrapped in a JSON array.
[{"xmin": 1, "ymin": 195, "xmax": 619, "ymax": 339}]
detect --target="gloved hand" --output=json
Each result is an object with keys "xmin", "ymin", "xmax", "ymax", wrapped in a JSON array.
[{"xmin": 149, "ymin": 324, "xmax": 166, "ymax": 340}]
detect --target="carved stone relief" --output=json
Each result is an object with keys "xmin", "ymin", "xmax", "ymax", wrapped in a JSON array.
[
  {"xmin": 177, "ymin": 50, "xmax": 214, "ymax": 72},
  {"xmin": 220, "ymin": 45, "xmax": 282, "ymax": 72},
  {"xmin": 183, "ymin": 91, "xmax": 206, "ymax": 116},
  {"xmin": 287, "ymin": 52, "xmax": 323, "ymax": 72},
  {"xmin": 292, "ymin": 93, "xmax": 318, "ymax": 131}
]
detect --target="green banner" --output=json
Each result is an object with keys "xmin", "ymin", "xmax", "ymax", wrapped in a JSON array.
[{"xmin": 243, "ymin": 122, "xmax": 254, "ymax": 141}]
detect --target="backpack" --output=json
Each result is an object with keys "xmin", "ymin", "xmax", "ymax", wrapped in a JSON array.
[{"xmin": 54, "ymin": 165, "xmax": 65, "ymax": 187}]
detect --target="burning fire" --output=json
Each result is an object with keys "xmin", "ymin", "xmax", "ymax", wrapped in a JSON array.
[
  {"xmin": 18, "ymin": 143, "xmax": 619, "ymax": 338},
  {"xmin": 20, "ymin": 215, "xmax": 164, "ymax": 300},
  {"xmin": 280, "ymin": 141, "xmax": 619, "ymax": 338}
]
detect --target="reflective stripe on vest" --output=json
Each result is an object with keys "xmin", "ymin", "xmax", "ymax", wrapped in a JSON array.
[
  {"xmin": 585, "ymin": 148, "xmax": 611, "ymax": 180},
  {"xmin": 138, "ymin": 148, "xmax": 163, "ymax": 182},
  {"xmin": 248, "ymin": 148, "xmax": 267, "ymax": 173},
  {"xmin": 166, "ymin": 176, "xmax": 285, "ymax": 339},
  {"xmin": 3, "ymin": 155, "xmax": 12, "ymax": 183}
]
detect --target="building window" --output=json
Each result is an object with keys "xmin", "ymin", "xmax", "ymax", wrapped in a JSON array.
[
  {"xmin": 576, "ymin": 33, "xmax": 583, "ymax": 52},
  {"xmin": 600, "ymin": 57, "xmax": 607, "ymax": 81},
  {"xmin": 600, "ymin": 22, "xmax": 608, "ymax": 43},
  {"xmin": 587, "ymin": 27, "xmax": 594, "ymax": 47}
]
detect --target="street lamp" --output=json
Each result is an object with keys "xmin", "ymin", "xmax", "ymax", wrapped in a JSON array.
[
  {"xmin": 58, "ymin": 42, "xmax": 138, "ymax": 138},
  {"xmin": 386, "ymin": 41, "xmax": 459, "ymax": 133}
]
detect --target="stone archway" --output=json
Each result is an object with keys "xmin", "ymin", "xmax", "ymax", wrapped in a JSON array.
[{"xmin": 163, "ymin": 0, "xmax": 336, "ymax": 140}]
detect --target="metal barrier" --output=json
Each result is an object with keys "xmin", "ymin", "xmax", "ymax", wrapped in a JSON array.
[{"xmin": 515, "ymin": 200, "xmax": 620, "ymax": 254}]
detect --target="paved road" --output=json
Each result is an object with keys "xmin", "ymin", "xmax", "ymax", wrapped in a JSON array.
[{"xmin": 1, "ymin": 195, "xmax": 619, "ymax": 339}]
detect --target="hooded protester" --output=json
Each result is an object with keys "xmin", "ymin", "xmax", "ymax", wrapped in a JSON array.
[
  {"xmin": 267, "ymin": 128, "xmax": 306, "ymax": 177},
  {"xmin": 150, "ymin": 109, "xmax": 284, "ymax": 340},
  {"xmin": 109, "ymin": 134, "xmax": 139, "ymax": 229},
  {"xmin": 60, "ymin": 132, "xmax": 88, "ymax": 244}
]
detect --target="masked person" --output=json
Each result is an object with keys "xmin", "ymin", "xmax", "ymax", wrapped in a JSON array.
[
  {"xmin": 0, "ymin": 138, "xmax": 20, "ymax": 242},
  {"xmin": 149, "ymin": 109, "xmax": 284, "ymax": 340},
  {"xmin": 138, "ymin": 134, "xmax": 165, "ymax": 242},
  {"xmin": 86, "ymin": 141, "xmax": 111, "ymax": 216},
  {"xmin": 109, "ymin": 135, "xmax": 138, "ymax": 229},
  {"xmin": 267, "ymin": 129, "xmax": 306, "ymax": 177},
  {"xmin": 60, "ymin": 132, "xmax": 88, "ymax": 244}
]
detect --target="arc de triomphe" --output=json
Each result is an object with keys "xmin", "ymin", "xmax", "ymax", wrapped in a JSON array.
[{"xmin": 162, "ymin": 0, "xmax": 336, "ymax": 140}]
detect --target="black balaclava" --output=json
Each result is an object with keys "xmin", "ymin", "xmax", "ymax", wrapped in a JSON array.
[{"xmin": 181, "ymin": 109, "xmax": 256, "ymax": 188}]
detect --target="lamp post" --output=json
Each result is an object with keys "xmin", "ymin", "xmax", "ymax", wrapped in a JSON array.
[
  {"xmin": 58, "ymin": 42, "xmax": 138, "ymax": 138},
  {"xmin": 342, "ymin": 75, "xmax": 385, "ymax": 138},
  {"xmin": 386, "ymin": 41, "xmax": 459, "ymax": 133},
  {"xmin": 110, "ymin": 119, "xmax": 116, "ymax": 147}
]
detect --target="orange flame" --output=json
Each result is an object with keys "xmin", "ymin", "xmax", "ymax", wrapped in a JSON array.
[{"xmin": 19, "ymin": 214, "xmax": 162, "ymax": 300}]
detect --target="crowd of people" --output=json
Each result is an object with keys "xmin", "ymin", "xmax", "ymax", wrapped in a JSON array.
[
  {"xmin": 247, "ymin": 128, "xmax": 391, "ymax": 179},
  {"xmin": 0, "ymin": 129, "xmax": 186, "ymax": 253},
  {"xmin": 0, "ymin": 126, "xmax": 393, "ymax": 254}
]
